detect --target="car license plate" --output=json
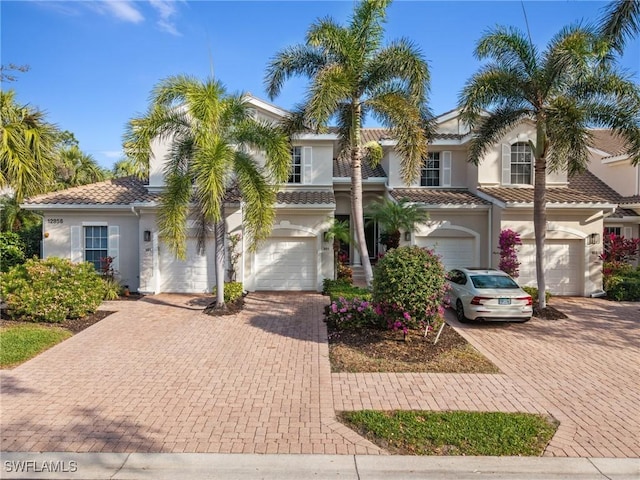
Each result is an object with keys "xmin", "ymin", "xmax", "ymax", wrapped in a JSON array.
[{"xmin": 499, "ymin": 298, "xmax": 511, "ymax": 305}]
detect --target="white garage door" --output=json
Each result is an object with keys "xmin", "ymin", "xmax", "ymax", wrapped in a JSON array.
[
  {"xmin": 159, "ymin": 238, "xmax": 214, "ymax": 293},
  {"xmin": 255, "ymin": 238, "xmax": 316, "ymax": 290},
  {"xmin": 417, "ymin": 237, "xmax": 477, "ymax": 270},
  {"xmin": 518, "ymin": 240, "xmax": 582, "ymax": 296}
]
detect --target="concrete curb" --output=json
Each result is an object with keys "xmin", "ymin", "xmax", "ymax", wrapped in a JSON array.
[{"xmin": 1, "ymin": 453, "xmax": 638, "ymax": 480}]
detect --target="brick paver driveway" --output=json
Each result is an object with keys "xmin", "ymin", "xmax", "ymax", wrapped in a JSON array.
[
  {"xmin": 447, "ymin": 298, "xmax": 640, "ymax": 457},
  {"xmin": 2, "ymin": 293, "xmax": 638, "ymax": 458},
  {"xmin": 0, "ymin": 293, "xmax": 379, "ymax": 454}
]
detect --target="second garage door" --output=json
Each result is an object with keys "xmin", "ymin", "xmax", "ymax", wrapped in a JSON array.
[
  {"xmin": 159, "ymin": 238, "xmax": 214, "ymax": 293},
  {"xmin": 417, "ymin": 237, "xmax": 477, "ymax": 271},
  {"xmin": 518, "ymin": 239, "xmax": 582, "ymax": 296},
  {"xmin": 255, "ymin": 238, "xmax": 316, "ymax": 290}
]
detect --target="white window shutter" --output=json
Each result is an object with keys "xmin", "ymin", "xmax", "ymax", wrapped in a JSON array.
[
  {"xmin": 502, "ymin": 144, "xmax": 511, "ymax": 185},
  {"xmin": 623, "ymin": 226, "xmax": 633, "ymax": 239},
  {"xmin": 70, "ymin": 226, "xmax": 82, "ymax": 263},
  {"xmin": 303, "ymin": 146, "xmax": 313, "ymax": 185},
  {"xmin": 442, "ymin": 151, "xmax": 452, "ymax": 187},
  {"xmin": 108, "ymin": 225, "xmax": 120, "ymax": 272}
]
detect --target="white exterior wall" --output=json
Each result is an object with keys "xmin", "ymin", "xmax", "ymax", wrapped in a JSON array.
[
  {"xmin": 589, "ymin": 155, "xmax": 639, "ymax": 197},
  {"xmin": 42, "ymin": 211, "xmax": 140, "ymax": 292}
]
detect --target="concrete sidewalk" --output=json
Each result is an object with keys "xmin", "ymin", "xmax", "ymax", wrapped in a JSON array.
[{"xmin": 1, "ymin": 452, "xmax": 638, "ymax": 479}]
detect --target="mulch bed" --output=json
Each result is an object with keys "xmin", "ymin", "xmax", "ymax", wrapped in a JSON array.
[
  {"xmin": 203, "ymin": 298, "xmax": 245, "ymax": 316},
  {"xmin": 533, "ymin": 305, "xmax": 568, "ymax": 320}
]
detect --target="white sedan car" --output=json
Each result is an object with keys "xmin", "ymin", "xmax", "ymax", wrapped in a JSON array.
[{"xmin": 447, "ymin": 268, "xmax": 533, "ymax": 323}]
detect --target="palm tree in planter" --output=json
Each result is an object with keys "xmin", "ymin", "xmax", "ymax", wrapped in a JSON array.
[
  {"xmin": 367, "ymin": 197, "xmax": 429, "ymax": 250},
  {"xmin": 124, "ymin": 75, "xmax": 290, "ymax": 309},
  {"xmin": 324, "ymin": 218, "xmax": 351, "ymax": 280},
  {"xmin": 459, "ymin": 24, "xmax": 640, "ymax": 310},
  {"xmin": 265, "ymin": 0, "xmax": 431, "ymax": 287}
]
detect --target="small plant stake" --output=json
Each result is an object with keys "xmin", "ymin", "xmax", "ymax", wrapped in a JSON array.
[{"xmin": 433, "ymin": 321, "xmax": 446, "ymax": 345}]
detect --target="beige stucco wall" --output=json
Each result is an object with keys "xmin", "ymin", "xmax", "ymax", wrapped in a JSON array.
[
  {"xmin": 41, "ymin": 211, "xmax": 141, "ymax": 292},
  {"xmin": 588, "ymin": 155, "xmax": 639, "ymax": 197},
  {"xmin": 496, "ymin": 208, "xmax": 605, "ymax": 296}
]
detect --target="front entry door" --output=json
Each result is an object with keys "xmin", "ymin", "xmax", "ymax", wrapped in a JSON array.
[{"xmin": 364, "ymin": 217, "xmax": 378, "ymax": 260}]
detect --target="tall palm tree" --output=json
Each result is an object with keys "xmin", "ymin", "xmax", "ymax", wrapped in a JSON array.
[
  {"xmin": 112, "ymin": 158, "xmax": 145, "ymax": 178},
  {"xmin": 324, "ymin": 218, "xmax": 351, "ymax": 280},
  {"xmin": 600, "ymin": 0, "xmax": 640, "ymax": 54},
  {"xmin": 0, "ymin": 90, "xmax": 59, "ymax": 202},
  {"xmin": 123, "ymin": 75, "xmax": 290, "ymax": 307},
  {"xmin": 459, "ymin": 25, "xmax": 640, "ymax": 309},
  {"xmin": 55, "ymin": 145, "xmax": 107, "ymax": 188},
  {"xmin": 367, "ymin": 197, "xmax": 429, "ymax": 250},
  {"xmin": 265, "ymin": 0, "xmax": 431, "ymax": 287}
]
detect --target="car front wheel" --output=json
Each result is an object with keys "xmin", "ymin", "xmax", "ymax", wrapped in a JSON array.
[{"xmin": 456, "ymin": 300, "xmax": 468, "ymax": 323}]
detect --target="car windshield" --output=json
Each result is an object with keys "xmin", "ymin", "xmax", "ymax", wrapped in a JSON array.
[{"xmin": 470, "ymin": 275, "xmax": 519, "ymax": 289}]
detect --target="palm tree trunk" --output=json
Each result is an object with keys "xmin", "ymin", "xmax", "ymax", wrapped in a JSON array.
[
  {"xmin": 533, "ymin": 156, "xmax": 547, "ymax": 310},
  {"xmin": 214, "ymin": 218, "xmax": 226, "ymax": 308},
  {"xmin": 350, "ymin": 102, "xmax": 373, "ymax": 287}
]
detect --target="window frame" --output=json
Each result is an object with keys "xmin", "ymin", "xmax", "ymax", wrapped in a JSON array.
[
  {"xmin": 420, "ymin": 151, "xmax": 441, "ymax": 187},
  {"xmin": 604, "ymin": 226, "xmax": 622, "ymax": 236},
  {"xmin": 84, "ymin": 225, "xmax": 108, "ymax": 272},
  {"xmin": 510, "ymin": 142, "xmax": 533, "ymax": 185},
  {"xmin": 288, "ymin": 146, "xmax": 302, "ymax": 184}
]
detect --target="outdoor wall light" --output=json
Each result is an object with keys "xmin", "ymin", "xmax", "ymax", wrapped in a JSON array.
[
  {"xmin": 587, "ymin": 233, "xmax": 600, "ymax": 245},
  {"xmin": 404, "ymin": 231, "xmax": 411, "ymax": 241},
  {"xmin": 144, "ymin": 230, "xmax": 151, "ymax": 242}
]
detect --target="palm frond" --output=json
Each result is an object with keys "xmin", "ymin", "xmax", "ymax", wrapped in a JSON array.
[
  {"xmin": 306, "ymin": 63, "xmax": 354, "ymax": 126},
  {"xmin": 467, "ymin": 108, "xmax": 532, "ymax": 165},
  {"xmin": 587, "ymin": 101, "xmax": 640, "ymax": 165},
  {"xmin": 192, "ymin": 139, "xmax": 234, "ymax": 223},
  {"xmin": 264, "ymin": 45, "xmax": 327, "ymax": 100},
  {"xmin": 545, "ymin": 96, "xmax": 591, "ymax": 174},
  {"xmin": 600, "ymin": 0, "xmax": 640, "ymax": 54},
  {"xmin": 158, "ymin": 171, "xmax": 192, "ymax": 259},
  {"xmin": 475, "ymin": 26, "xmax": 538, "ymax": 76},
  {"xmin": 307, "ymin": 17, "xmax": 352, "ymax": 59},
  {"xmin": 349, "ymin": 0, "xmax": 390, "ymax": 54},
  {"xmin": 365, "ymin": 38, "xmax": 430, "ymax": 100}
]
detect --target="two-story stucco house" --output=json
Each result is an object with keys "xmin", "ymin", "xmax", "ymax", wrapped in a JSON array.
[{"xmin": 22, "ymin": 97, "xmax": 620, "ymax": 297}]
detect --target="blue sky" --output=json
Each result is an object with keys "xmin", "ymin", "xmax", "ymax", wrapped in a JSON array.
[{"xmin": 2, "ymin": 1, "xmax": 639, "ymax": 169}]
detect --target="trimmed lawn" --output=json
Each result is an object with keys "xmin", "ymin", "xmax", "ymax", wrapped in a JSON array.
[
  {"xmin": 340, "ymin": 410, "xmax": 558, "ymax": 456},
  {"xmin": 0, "ymin": 324, "xmax": 72, "ymax": 368}
]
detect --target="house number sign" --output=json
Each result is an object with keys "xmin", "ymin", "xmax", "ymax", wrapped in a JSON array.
[{"xmin": 47, "ymin": 218, "xmax": 64, "ymax": 224}]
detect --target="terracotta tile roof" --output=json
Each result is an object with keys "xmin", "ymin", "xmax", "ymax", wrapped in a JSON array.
[
  {"xmin": 567, "ymin": 170, "xmax": 621, "ymax": 202},
  {"xmin": 359, "ymin": 128, "xmax": 464, "ymax": 142},
  {"xmin": 276, "ymin": 190, "xmax": 335, "ymax": 205},
  {"xmin": 390, "ymin": 188, "xmax": 490, "ymax": 206},
  {"xmin": 479, "ymin": 186, "xmax": 612, "ymax": 205},
  {"xmin": 620, "ymin": 195, "xmax": 640, "ymax": 205},
  {"xmin": 590, "ymin": 129, "xmax": 630, "ymax": 158},
  {"xmin": 23, "ymin": 177, "xmax": 158, "ymax": 206},
  {"xmin": 333, "ymin": 157, "xmax": 387, "ymax": 178}
]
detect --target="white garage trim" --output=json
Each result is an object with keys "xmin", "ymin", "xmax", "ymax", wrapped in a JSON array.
[{"xmin": 254, "ymin": 237, "xmax": 318, "ymax": 291}]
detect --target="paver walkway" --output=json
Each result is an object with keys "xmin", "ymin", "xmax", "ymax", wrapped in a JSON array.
[
  {"xmin": 333, "ymin": 297, "xmax": 640, "ymax": 458},
  {"xmin": 1, "ymin": 293, "xmax": 379, "ymax": 454},
  {"xmin": 2, "ymin": 293, "xmax": 638, "ymax": 458}
]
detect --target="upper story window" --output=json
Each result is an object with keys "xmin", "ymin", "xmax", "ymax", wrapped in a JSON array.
[
  {"xmin": 421, "ymin": 152, "xmax": 440, "ymax": 186},
  {"xmin": 84, "ymin": 225, "xmax": 108, "ymax": 271},
  {"xmin": 604, "ymin": 227, "xmax": 622, "ymax": 236},
  {"xmin": 288, "ymin": 146, "xmax": 302, "ymax": 184},
  {"xmin": 510, "ymin": 142, "xmax": 532, "ymax": 184}
]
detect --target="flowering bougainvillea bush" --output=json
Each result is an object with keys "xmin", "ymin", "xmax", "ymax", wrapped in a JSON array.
[
  {"xmin": 372, "ymin": 246, "xmax": 449, "ymax": 336},
  {"xmin": 0, "ymin": 257, "xmax": 106, "ymax": 323},
  {"xmin": 325, "ymin": 297, "xmax": 381, "ymax": 330},
  {"xmin": 498, "ymin": 229, "xmax": 522, "ymax": 278}
]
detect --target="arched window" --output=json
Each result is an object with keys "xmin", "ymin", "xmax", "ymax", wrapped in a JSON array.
[{"xmin": 510, "ymin": 142, "xmax": 532, "ymax": 184}]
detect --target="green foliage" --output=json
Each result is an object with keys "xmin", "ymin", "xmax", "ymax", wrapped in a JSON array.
[
  {"xmin": 340, "ymin": 410, "xmax": 558, "ymax": 456},
  {"xmin": 604, "ymin": 266, "xmax": 640, "ymax": 301},
  {"xmin": 521, "ymin": 286, "xmax": 551, "ymax": 304},
  {"xmin": 0, "ymin": 324, "xmax": 72, "ymax": 368},
  {"xmin": 323, "ymin": 279, "xmax": 372, "ymax": 302},
  {"xmin": 367, "ymin": 198, "xmax": 429, "ymax": 250},
  {"xmin": 213, "ymin": 282, "xmax": 244, "ymax": 304},
  {"xmin": 326, "ymin": 297, "xmax": 380, "ymax": 331},
  {"xmin": 0, "ymin": 231, "xmax": 26, "ymax": 272},
  {"xmin": 0, "ymin": 257, "xmax": 106, "ymax": 323},
  {"xmin": 102, "ymin": 277, "xmax": 122, "ymax": 300},
  {"xmin": 373, "ymin": 246, "xmax": 447, "ymax": 327},
  {"xmin": 18, "ymin": 222, "xmax": 41, "ymax": 259}
]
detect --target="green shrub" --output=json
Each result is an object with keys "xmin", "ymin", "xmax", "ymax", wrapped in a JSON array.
[
  {"xmin": 0, "ymin": 232, "xmax": 26, "ymax": 272},
  {"xmin": 606, "ymin": 274, "xmax": 640, "ymax": 301},
  {"xmin": 373, "ymin": 246, "xmax": 447, "ymax": 330},
  {"xmin": 212, "ymin": 282, "xmax": 244, "ymax": 304},
  {"xmin": 0, "ymin": 257, "xmax": 106, "ymax": 323},
  {"xmin": 323, "ymin": 279, "xmax": 371, "ymax": 301},
  {"xmin": 322, "ymin": 278, "xmax": 352, "ymax": 295},
  {"xmin": 521, "ymin": 286, "xmax": 551, "ymax": 304},
  {"xmin": 325, "ymin": 297, "xmax": 381, "ymax": 330},
  {"xmin": 102, "ymin": 277, "xmax": 122, "ymax": 300}
]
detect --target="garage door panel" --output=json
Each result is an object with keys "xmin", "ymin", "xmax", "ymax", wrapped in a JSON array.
[
  {"xmin": 417, "ymin": 237, "xmax": 476, "ymax": 271},
  {"xmin": 160, "ymin": 238, "xmax": 214, "ymax": 293},
  {"xmin": 255, "ymin": 238, "xmax": 316, "ymax": 291},
  {"xmin": 518, "ymin": 240, "xmax": 582, "ymax": 296}
]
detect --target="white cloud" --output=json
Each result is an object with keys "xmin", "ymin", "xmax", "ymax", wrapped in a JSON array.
[
  {"xmin": 88, "ymin": 1, "xmax": 144, "ymax": 24},
  {"xmin": 101, "ymin": 150, "xmax": 124, "ymax": 159},
  {"xmin": 149, "ymin": 0, "xmax": 182, "ymax": 36}
]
